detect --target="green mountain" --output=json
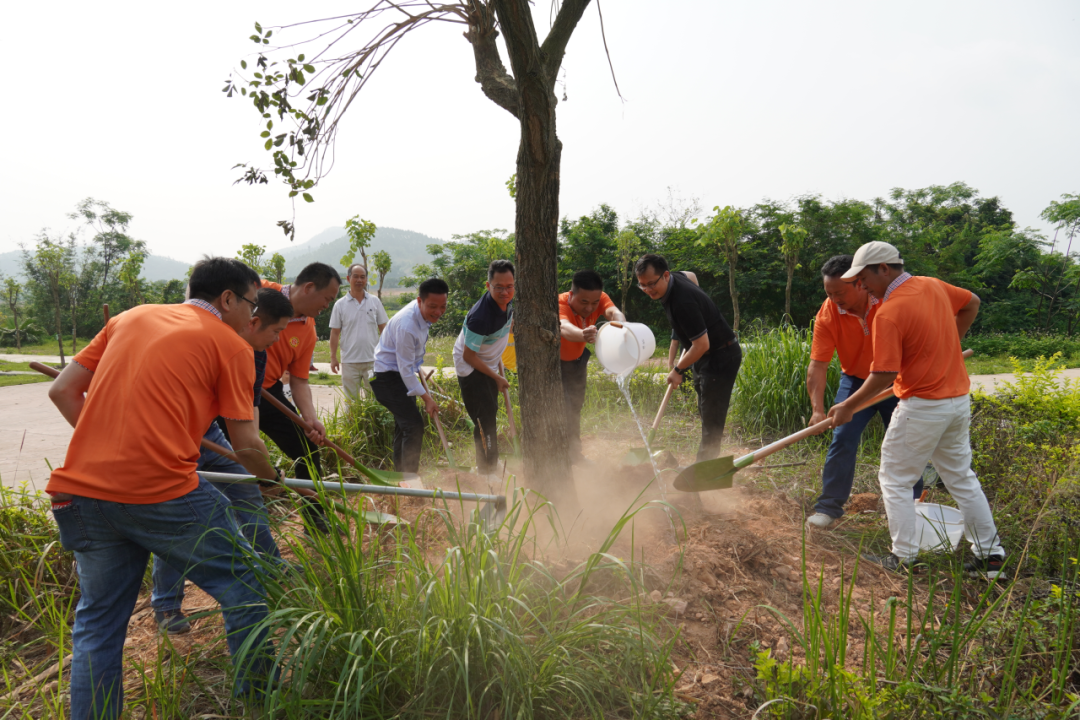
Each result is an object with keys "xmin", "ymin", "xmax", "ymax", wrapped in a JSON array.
[
  {"xmin": 0, "ymin": 249, "xmax": 190, "ymax": 282},
  {"xmin": 271, "ymin": 226, "xmax": 444, "ymax": 287}
]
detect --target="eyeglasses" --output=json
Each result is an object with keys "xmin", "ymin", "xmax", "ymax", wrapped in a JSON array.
[
  {"xmin": 238, "ymin": 294, "xmax": 259, "ymax": 314},
  {"xmin": 492, "ymin": 284, "xmax": 515, "ymax": 294},
  {"xmin": 637, "ymin": 276, "xmax": 664, "ymax": 291}
]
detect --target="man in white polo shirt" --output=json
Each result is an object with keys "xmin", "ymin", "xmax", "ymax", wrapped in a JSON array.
[{"xmin": 330, "ymin": 263, "xmax": 389, "ymax": 398}]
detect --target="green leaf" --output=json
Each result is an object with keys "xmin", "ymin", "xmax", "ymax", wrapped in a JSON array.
[
  {"xmin": 303, "ymin": 64, "xmax": 315, "ymax": 74},
  {"xmin": 288, "ymin": 190, "xmax": 298, "ymax": 198},
  {"xmin": 264, "ymin": 138, "xmax": 273, "ymax": 151},
  {"xmin": 240, "ymin": 59, "xmax": 247, "ymax": 70},
  {"xmin": 260, "ymin": 131, "xmax": 271, "ymax": 138},
  {"xmin": 302, "ymin": 193, "xmax": 314, "ymax": 203}
]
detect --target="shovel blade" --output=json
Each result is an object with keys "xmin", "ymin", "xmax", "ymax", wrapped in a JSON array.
[
  {"xmin": 621, "ymin": 447, "xmax": 653, "ymax": 466},
  {"xmin": 361, "ymin": 510, "xmax": 406, "ymax": 526},
  {"xmin": 477, "ymin": 497, "xmax": 507, "ymax": 533},
  {"xmin": 673, "ymin": 456, "xmax": 738, "ymax": 492}
]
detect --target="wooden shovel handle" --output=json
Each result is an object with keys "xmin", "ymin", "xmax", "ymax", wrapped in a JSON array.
[
  {"xmin": 102, "ymin": 304, "xmax": 109, "ymax": 325},
  {"xmin": 418, "ymin": 372, "xmax": 454, "ymax": 457},
  {"xmin": 259, "ymin": 387, "xmax": 359, "ymax": 470},
  {"xmin": 651, "ymin": 351, "xmax": 688, "ymax": 431},
  {"xmin": 29, "ymin": 362, "xmax": 59, "ymax": 379}
]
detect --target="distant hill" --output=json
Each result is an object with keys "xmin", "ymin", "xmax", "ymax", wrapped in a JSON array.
[
  {"xmin": 0, "ymin": 249, "xmax": 190, "ymax": 282},
  {"xmin": 270, "ymin": 226, "xmax": 444, "ymax": 287}
]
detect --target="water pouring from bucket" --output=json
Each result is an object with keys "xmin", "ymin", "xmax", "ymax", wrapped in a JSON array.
[{"xmin": 594, "ymin": 322, "xmax": 656, "ymax": 378}]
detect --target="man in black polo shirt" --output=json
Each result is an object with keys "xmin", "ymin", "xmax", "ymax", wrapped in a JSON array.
[{"xmin": 635, "ymin": 253, "xmax": 742, "ymax": 461}]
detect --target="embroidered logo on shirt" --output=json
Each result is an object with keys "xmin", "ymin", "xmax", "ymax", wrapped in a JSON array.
[{"xmin": 289, "ymin": 336, "xmax": 300, "ymax": 348}]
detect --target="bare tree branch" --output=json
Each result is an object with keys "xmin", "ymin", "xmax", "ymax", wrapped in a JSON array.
[
  {"xmin": 539, "ymin": 0, "xmax": 591, "ymax": 82},
  {"xmin": 464, "ymin": 1, "xmax": 520, "ymax": 118}
]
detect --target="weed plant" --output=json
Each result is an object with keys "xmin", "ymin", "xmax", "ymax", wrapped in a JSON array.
[
  {"xmin": 245, "ymin": 486, "xmax": 685, "ymax": 718},
  {"xmin": 964, "ymin": 331, "xmax": 1080, "ymax": 360}
]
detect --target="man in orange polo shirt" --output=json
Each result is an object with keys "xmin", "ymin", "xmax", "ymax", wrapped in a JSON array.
[
  {"xmin": 559, "ymin": 269, "xmax": 625, "ymax": 464},
  {"xmin": 805, "ymin": 255, "xmax": 923, "ymax": 529},
  {"xmin": 46, "ymin": 257, "xmax": 276, "ymax": 719},
  {"xmin": 829, "ymin": 242, "xmax": 1005, "ymax": 577},
  {"xmin": 257, "ymin": 262, "xmax": 341, "ymax": 533}
]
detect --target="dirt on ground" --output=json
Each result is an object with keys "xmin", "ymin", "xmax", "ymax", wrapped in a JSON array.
[{"xmin": 10, "ymin": 427, "xmax": 920, "ymax": 719}]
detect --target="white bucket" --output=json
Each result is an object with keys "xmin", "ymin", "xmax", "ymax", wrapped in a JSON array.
[
  {"xmin": 915, "ymin": 502, "xmax": 965, "ymax": 552},
  {"xmin": 594, "ymin": 322, "xmax": 656, "ymax": 376}
]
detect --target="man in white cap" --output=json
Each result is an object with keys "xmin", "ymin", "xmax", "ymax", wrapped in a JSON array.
[{"xmin": 827, "ymin": 241, "xmax": 1006, "ymax": 577}]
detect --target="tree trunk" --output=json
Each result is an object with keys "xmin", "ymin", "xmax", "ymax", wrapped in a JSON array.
[
  {"xmin": 727, "ymin": 255, "xmax": 740, "ymax": 333},
  {"xmin": 12, "ymin": 306, "xmax": 20, "ymax": 351},
  {"xmin": 495, "ymin": 0, "xmax": 577, "ymax": 510},
  {"xmin": 621, "ymin": 283, "xmax": 629, "ymax": 317},
  {"xmin": 377, "ymin": 274, "xmax": 385, "ymax": 299},
  {"xmin": 784, "ymin": 267, "xmax": 793, "ymax": 319},
  {"xmin": 54, "ymin": 299, "xmax": 66, "ymax": 368}
]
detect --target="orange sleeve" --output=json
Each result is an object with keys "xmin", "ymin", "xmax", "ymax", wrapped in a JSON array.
[
  {"xmin": 288, "ymin": 323, "xmax": 317, "ymax": 379},
  {"xmin": 598, "ymin": 292, "xmax": 615, "ymax": 315},
  {"xmin": 941, "ymin": 280, "xmax": 974, "ymax": 314},
  {"xmin": 558, "ymin": 296, "xmax": 576, "ymax": 323},
  {"xmin": 869, "ymin": 316, "xmax": 903, "ymax": 373},
  {"xmin": 809, "ymin": 302, "xmax": 837, "ymax": 363},
  {"xmin": 72, "ymin": 320, "xmax": 112, "ymax": 372},
  {"xmin": 218, "ymin": 347, "xmax": 256, "ymax": 421}
]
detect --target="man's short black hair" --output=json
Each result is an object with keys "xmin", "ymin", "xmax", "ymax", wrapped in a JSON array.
[
  {"xmin": 488, "ymin": 259, "xmax": 515, "ymax": 281},
  {"xmin": 820, "ymin": 255, "xmax": 853, "ymax": 279},
  {"xmin": 295, "ymin": 262, "xmax": 342, "ymax": 290},
  {"xmin": 188, "ymin": 257, "xmax": 261, "ymax": 303},
  {"xmin": 418, "ymin": 277, "xmax": 449, "ymax": 299},
  {"xmin": 865, "ymin": 263, "xmax": 906, "ymax": 274},
  {"xmin": 571, "ymin": 269, "xmax": 603, "ymax": 292},
  {"xmin": 254, "ymin": 287, "xmax": 294, "ymax": 324},
  {"xmin": 634, "ymin": 253, "xmax": 669, "ymax": 277}
]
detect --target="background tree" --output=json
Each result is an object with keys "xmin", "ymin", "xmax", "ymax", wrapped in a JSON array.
[
  {"xmin": 695, "ymin": 206, "xmax": 750, "ymax": 333},
  {"xmin": 26, "ymin": 234, "xmax": 74, "ymax": 367},
  {"xmin": 69, "ymin": 198, "xmax": 143, "ymax": 299},
  {"xmin": 342, "ymin": 217, "xmax": 376, "ymax": 273},
  {"xmin": 778, "ymin": 222, "xmax": 807, "ymax": 319},
  {"xmin": 2, "ymin": 277, "xmax": 24, "ymax": 350},
  {"xmin": 118, "ymin": 250, "xmax": 147, "ymax": 307},
  {"xmin": 371, "ymin": 250, "xmax": 392, "ymax": 299},
  {"xmin": 226, "ymin": 1, "xmax": 613, "ymax": 505},
  {"xmin": 237, "ymin": 243, "xmax": 269, "ymax": 275},
  {"xmin": 268, "ymin": 252, "xmax": 287, "ymax": 283},
  {"xmin": 614, "ymin": 228, "xmax": 643, "ymax": 313}
]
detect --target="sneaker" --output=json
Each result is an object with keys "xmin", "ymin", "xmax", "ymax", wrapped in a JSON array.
[
  {"xmin": 805, "ymin": 512, "xmax": 837, "ymax": 529},
  {"xmin": 155, "ymin": 609, "xmax": 191, "ymax": 635},
  {"xmin": 964, "ymin": 554, "xmax": 1007, "ymax": 580},
  {"xmin": 861, "ymin": 552, "xmax": 925, "ymax": 573}
]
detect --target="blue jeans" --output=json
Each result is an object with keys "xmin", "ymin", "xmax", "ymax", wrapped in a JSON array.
[
  {"xmin": 152, "ymin": 423, "xmax": 283, "ymax": 613},
  {"xmin": 53, "ymin": 477, "xmax": 274, "ymax": 720},
  {"xmin": 814, "ymin": 373, "xmax": 924, "ymax": 518}
]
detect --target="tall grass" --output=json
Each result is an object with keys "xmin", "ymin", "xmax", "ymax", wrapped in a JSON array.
[
  {"xmin": 733, "ymin": 323, "xmax": 841, "ymax": 436},
  {"xmin": 245, "ymin": 485, "xmax": 684, "ymax": 718}
]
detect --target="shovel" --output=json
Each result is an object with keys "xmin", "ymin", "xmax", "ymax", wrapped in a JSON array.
[
  {"xmin": 419, "ymin": 371, "xmax": 471, "ymax": 470},
  {"xmin": 674, "ymin": 349, "xmax": 975, "ymax": 492},
  {"xmin": 622, "ymin": 351, "xmax": 688, "ymax": 466},
  {"xmin": 498, "ymin": 362, "xmax": 520, "ymax": 457},
  {"xmin": 201, "ymin": 470, "xmax": 508, "ymax": 532},
  {"xmin": 260, "ymin": 388, "xmax": 408, "ymax": 487}
]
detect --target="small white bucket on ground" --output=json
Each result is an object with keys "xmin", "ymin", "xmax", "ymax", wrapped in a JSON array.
[
  {"xmin": 594, "ymin": 322, "xmax": 656, "ymax": 376},
  {"xmin": 914, "ymin": 502, "xmax": 965, "ymax": 552}
]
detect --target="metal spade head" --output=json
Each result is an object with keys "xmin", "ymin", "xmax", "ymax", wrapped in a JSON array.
[
  {"xmin": 477, "ymin": 496, "xmax": 508, "ymax": 533},
  {"xmin": 673, "ymin": 456, "xmax": 738, "ymax": 492}
]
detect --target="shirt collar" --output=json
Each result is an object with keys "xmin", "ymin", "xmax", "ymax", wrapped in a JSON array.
[
  {"xmin": 836, "ymin": 294, "xmax": 879, "ymax": 317},
  {"xmin": 660, "ymin": 272, "xmax": 678, "ymax": 304},
  {"xmin": 883, "ymin": 272, "xmax": 913, "ymax": 302},
  {"xmin": 185, "ymin": 298, "xmax": 222, "ymax": 320}
]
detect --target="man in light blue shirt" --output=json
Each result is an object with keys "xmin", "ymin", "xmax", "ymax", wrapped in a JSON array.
[{"xmin": 371, "ymin": 278, "xmax": 449, "ymax": 473}]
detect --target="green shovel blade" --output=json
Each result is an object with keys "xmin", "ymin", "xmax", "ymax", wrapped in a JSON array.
[
  {"xmin": 673, "ymin": 456, "xmax": 738, "ymax": 492},
  {"xmin": 622, "ymin": 447, "xmax": 653, "ymax": 466}
]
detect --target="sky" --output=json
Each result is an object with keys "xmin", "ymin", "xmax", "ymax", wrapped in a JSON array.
[{"xmin": 2, "ymin": 1, "xmax": 1078, "ymax": 262}]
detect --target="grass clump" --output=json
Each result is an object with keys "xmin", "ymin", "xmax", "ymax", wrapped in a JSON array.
[
  {"xmin": 732, "ymin": 323, "xmax": 840, "ymax": 436},
  {"xmin": 248, "ymin": 489, "xmax": 684, "ymax": 718}
]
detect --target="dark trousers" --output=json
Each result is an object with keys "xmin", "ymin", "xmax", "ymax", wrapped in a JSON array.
[
  {"xmin": 561, "ymin": 348, "xmax": 590, "ymax": 459},
  {"xmin": 240, "ymin": 381, "xmax": 327, "ymax": 532},
  {"xmin": 370, "ymin": 371, "xmax": 425, "ymax": 473},
  {"xmin": 814, "ymin": 373, "xmax": 923, "ymax": 518},
  {"xmin": 693, "ymin": 343, "xmax": 743, "ymax": 462},
  {"xmin": 458, "ymin": 370, "xmax": 500, "ymax": 474}
]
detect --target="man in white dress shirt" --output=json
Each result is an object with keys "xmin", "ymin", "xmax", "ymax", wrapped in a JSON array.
[
  {"xmin": 330, "ymin": 263, "xmax": 389, "ymax": 398},
  {"xmin": 370, "ymin": 278, "xmax": 449, "ymax": 473}
]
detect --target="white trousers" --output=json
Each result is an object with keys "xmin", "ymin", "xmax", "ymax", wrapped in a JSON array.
[
  {"xmin": 879, "ymin": 395, "xmax": 1005, "ymax": 560},
  {"xmin": 341, "ymin": 361, "xmax": 374, "ymax": 399}
]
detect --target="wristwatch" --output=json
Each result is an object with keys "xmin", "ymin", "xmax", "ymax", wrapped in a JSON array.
[{"xmin": 673, "ymin": 365, "xmax": 686, "ymax": 376}]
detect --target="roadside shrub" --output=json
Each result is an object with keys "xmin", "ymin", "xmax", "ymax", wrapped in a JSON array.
[
  {"xmin": 970, "ymin": 354, "xmax": 1080, "ymax": 572},
  {"xmin": 732, "ymin": 323, "xmax": 841, "ymax": 436},
  {"xmin": 963, "ymin": 332, "xmax": 1080, "ymax": 360}
]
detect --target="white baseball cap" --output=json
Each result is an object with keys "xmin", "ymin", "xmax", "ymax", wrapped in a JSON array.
[{"xmin": 841, "ymin": 241, "xmax": 903, "ymax": 279}]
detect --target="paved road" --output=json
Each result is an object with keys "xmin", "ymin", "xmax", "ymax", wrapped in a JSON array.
[{"xmin": 3, "ymin": 361, "xmax": 1077, "ymax": 491}]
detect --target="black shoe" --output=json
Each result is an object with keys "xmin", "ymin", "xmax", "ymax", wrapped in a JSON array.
[
  {"xmin": 964, "ymin": 554, "xmax": 1007, "ymax": 580},
  {"xmin": 300, "ymin": 498, "xmax": 332, "ymax": 536},
  {"xmin": 155, "ymin": 609, "xmax": 191, "ymax": 635},
  {"xmin": 861, "ymin": 552, "xmax": 925, "ymax": 573}
]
